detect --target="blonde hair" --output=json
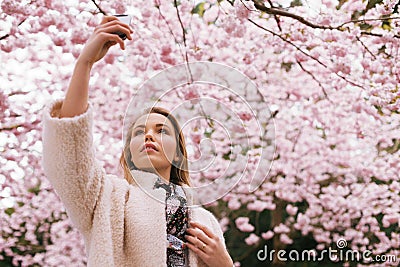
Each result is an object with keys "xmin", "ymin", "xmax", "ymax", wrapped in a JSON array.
[{"xmin": 119, "ymin": 106, "xmax": 191, "ymax": 186}]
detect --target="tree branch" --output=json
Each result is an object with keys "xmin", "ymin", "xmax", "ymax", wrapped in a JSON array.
[
  {"xmin": 155, "ymin": 4, "xmax": 180, "ymax": 45},
  {"xmin": 251, "ymin": 0, "xmax": 400, "ymax": 38},
  {"xmin": 247, "ymin": 18, "xmax": 327, "ymax": 67},
  {"xmin": 252, "ymin": 1, "xmax": 335, "ymax": 30},
  {"xmin": 265, "ymin": 0, "xmax": 282, "ymax": 31},
  {"xmin": 290, "ymin": 127, "xmax": 303, "ymax": 153},
  {"xmin": 356, "ymin": 36, "xmax": 377, "ymax": 60},
  {"xmin": 337, "ymin": 17, "xmax": 400, "ymax": 29},
  {"xmin": 0, "ymin": 18, "xmax": 26, "ymax": 41},
  {"xmin": 0, "ymin": 34, "xmax": 10, "ymax": 41},
  {"xmin": 91, "ymin": 0, "xmax": 106, "ymax": 15},
  {"xmin": 174, "ymin": 0, "xmax": 187, "ymax": 47},
  {"xmin": 0, "ymin": 124, "xmax": 24, "ymax": 131},
  {"xmin": 9, "ymin": 91, "xmax": 30, "ymax": 97},
  {"xmin": 173, "ymin": 0, "xmax": 194, "ymax": 83},
  {"xmin": 296, "ymin": 60, "xmax": 332, "ymax": 102},
  {"xmin": 247, "ymin": 18, "xmax": 365, "ymax": 89},
  {"xmin": 361, "ymin": 31, "xmax": 400, "ymax": 38}
]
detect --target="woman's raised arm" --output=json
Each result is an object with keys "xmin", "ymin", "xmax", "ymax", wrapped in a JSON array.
[
  {"xmin": 42, "ymin": 16, "xmax": 133, "ymax": 233},
  {"xmin": 60, "ymin": 15, "xmax": 133, "ymax": 118}
]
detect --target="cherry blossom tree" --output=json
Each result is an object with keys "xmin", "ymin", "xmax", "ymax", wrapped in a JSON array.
[{"xmin": 1, "ymin": 0, "xmax": 399, "ymax": 266}]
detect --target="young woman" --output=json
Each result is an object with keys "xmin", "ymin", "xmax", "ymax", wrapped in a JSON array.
[{"xmin": 42, "ymin": 16, "xmax": 234, "ymax": 267}]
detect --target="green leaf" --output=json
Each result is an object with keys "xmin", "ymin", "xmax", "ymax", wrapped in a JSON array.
[
  {"xmin": 382, "ymin": 21, "xmax": 392, "ymax": 31},
  {"xmin": 281, "ymin": 62, "xmax": 293, "ymax": 72},
  {"xmin": 336, "ymin": 0, "xmax": 348, "ymax": 10},
  {"xmin": 191, "ymin": 2, "xmax": 206, "ymax": 17},
  {"xmin": 173, "ymin": 0, "xmax": 181, "ymax": 7},
  {"xmin": 5, "ymin": 207, "xmax": 15, "ymax": 216},
  {"xmin": 366, "ymin": 0, "xmax": 384, "ymax": 11},
  {"xmin": 222, "ymin": 151, "xmax": 231, "ymax": 160},
  {"xmin": 204, "ymin": 130, "xmax": 213, "ymax": 138},
  {"xmin": 290, "ymin": 0, "xmax": 302, "ymax": 7},
  {"xmin": 28, "ymin": 182, "xmax": 41, "ymax": 195}
]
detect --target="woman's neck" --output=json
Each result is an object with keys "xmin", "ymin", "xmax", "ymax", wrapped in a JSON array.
[{"xmin": 140, "ymin": 167, "xmax": 170, "ymax": 184}]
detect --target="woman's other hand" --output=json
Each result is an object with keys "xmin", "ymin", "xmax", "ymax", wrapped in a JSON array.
[
  {"xmin": 185, "ymin": 221, "xmax": 234, "ymax": 267},
  {"xmin": 78, "ymin": 16, "xmax": 133, "ymax": 65}
]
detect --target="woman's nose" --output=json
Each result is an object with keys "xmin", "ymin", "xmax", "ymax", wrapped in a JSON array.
[{"xmin": 144, "ymin": 131, "xmax": 154, "ymax": 141}]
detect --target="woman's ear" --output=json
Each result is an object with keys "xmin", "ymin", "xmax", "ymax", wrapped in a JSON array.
[
  {"xmin": 174, "ymin": 149, "xmax": 182, "ymax": 162},
  {"xmin": 173, "ymin": 154, "xmax": 180, "ymax": 163}
]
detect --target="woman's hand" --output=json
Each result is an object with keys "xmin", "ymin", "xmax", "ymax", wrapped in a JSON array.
[
  {"xmin": 60, "ymin": 15, "xmax": 133, "ymax": 118},
  {"xmin": 78, "ymin": 16, "xmax": 133, "ymax": 65},
  {"xmin": 185, "ymin": 221, "xmax": 233, "ymax": 267}
]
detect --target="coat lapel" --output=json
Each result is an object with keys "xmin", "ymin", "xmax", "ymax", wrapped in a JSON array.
[
  {"xmin": 129, "ymin": 169, "xmax": 166, "ymax": 204},
  {"xmin": 129, "ymin": 169, "xmax": 208, "ymax": 267}
]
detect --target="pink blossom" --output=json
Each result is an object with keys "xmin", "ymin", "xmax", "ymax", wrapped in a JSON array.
[
  {"xmin": 1, "ymin": 42, "xmax": 13, "ymax": 53},
  {"xmin": 341, "ymin": 0, "xmax": 366, "ymax": 13},
  {"xmin": 317, "ymin": 16, "xmax": 332, "ymax": 26},
  {"xmin": 295, "ymin": 52, "xmax": 308, "ymax": 62},
  {"xmin": 111, "ymin": 2, "xmax": 125, "ymax": 14},
  {"xmin": 273, "ymin": 223, "xmax": 290, "ymax": 234},
  {"xmin": 245, "ymin": 233, "xmax": 260, "ymax": 245},
  {"xmin": 44, "ymin": 0, "xmax": 52, "ymax": 8},
  {"xmin": 71, "ymin": 30, "xmax": 89, "ymax": 45},
  {"xmin": 190, "ymin": 132, "xmax": 202, "ymax": 144},
  {"xmin": 332, "ymin": 62, "xmax": 351, "ymax": 75},
  {"xmin": 53, "ymin": 36, "xmax": 66, "ymax": 47},
  {"xmin": 39, "ymin": 13, "xmax": 56, "ymax": 27},
  {"xmin": 233, "ymin": 24, "xmax": 245, "ymax": 38},
  {"xmin": 183, "ymin": 87, "xmax": 200, "ymax": 102},
  {"xmin": 382, "ymin": 214, "xmax": 399, "ymax": 228},
  {"xmin": 296, "ymin": 213, "xmax": 310, "ymax": 228},
  {"xmin": 1, "ymin": 0, "xmax": 22, "ymax": 15},
  {"xmin": 222, "ymin": 16, "xmax": 236, "ymax": 34},
  {"xmin": 247, "ymin": 200, "xmax": 270, "ymax": 212},
  {"xmin": 142, "ymin": 7, "xmax": 152, "ymax": 18},
  {"xmin": 280, "ymin": 234, "xmax": 293, "ymax": 245},
  {"xmin": 160, "ymin": 45, "xmax": 172, "ymax": 56},
  {"xmin": 203, "ymin": 5, "xmax": 219, "ymax": 23},
  {"xmin": 228, "ymin": 198, "xmax": 241, "ymax": 210},
  {"xmin": 332, "ymin": 46, "xmax": 347, "ymax": 58},
  {"xmin": 261, "ymin": 231, "xmax": 274, "ymax": 240},
  {"xmin": 286, "ymin": 204, "xmax": 298, "ymax": 216},
  {"xmin": 160, "ymin": 55, "xmax": 175, "ymax": 65},
  {"xmin": 235, "ymin": 217, "xmax": 255, "ymax": 232},
  {"xmin": 237, "ymin": 111, "xmax": 252, "ymax": 121},
  {"xmin": 104, "ymin": 54, "xmax": 115, "ymax": 64},
  {"xmin": 1, "ymin": 0, "xmax": 400, "ymax": 265},
  {"xmin": 234, "ymin": 0, "xmax": 255, "ymax": 21}
]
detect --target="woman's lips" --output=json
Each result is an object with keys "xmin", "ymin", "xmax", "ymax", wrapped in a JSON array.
[
  {"xmin": 141, "ymin": 143, "xmax": 158, "ymax": 152},
  {"xmin": 143, "ymin": 147, "xmax": 157, "ymax": 152}
]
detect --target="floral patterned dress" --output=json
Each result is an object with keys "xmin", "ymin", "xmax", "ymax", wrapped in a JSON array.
[{"xmin": 153, "ymin": 177, "xmax": 189, "ymax": 267}]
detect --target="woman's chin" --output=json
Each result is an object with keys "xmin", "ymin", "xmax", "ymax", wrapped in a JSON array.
[{"xmin": 137, "ymin": 166, "xmax": 156, "ymax": 173}]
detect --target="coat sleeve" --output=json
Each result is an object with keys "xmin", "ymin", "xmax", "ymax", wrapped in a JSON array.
[
  {"xmin": 196, "ymin": 208, "xmax": 227, "ymax": 248},
  {"xmin": 42, "ymin": 100, "xmax": 105, "ymax": 233},
  {"xmin": 208, "ymin": 211, "xmax": 227, "ymax": 249}
]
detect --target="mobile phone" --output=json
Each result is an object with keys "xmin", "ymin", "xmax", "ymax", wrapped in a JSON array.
[{"xmin": 113, "ymin": 14, "xmax": 132, "ymax": 40}]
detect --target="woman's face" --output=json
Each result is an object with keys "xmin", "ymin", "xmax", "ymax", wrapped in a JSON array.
[{"xmin": 130, "ymin": 113, "xmax": 179, "ymax": 177}]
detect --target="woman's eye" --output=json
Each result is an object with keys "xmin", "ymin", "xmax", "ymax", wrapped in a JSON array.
[
  {"xmin": 133, "ymin": 130, "xmax": 143, "ymax": 136},
  {"xmin": 160, "ymin": 128, "xmax": 169, "ymax": 134}
]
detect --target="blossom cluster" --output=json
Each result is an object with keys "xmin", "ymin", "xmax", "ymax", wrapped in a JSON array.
[{"xmin": 1, "ymin": 0, "xmax": 399, "ymax": 266}]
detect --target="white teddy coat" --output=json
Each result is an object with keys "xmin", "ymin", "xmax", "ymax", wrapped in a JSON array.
[{"xmin": 42, "ymin": 100, "xmax": 226, "ymax": 267}]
